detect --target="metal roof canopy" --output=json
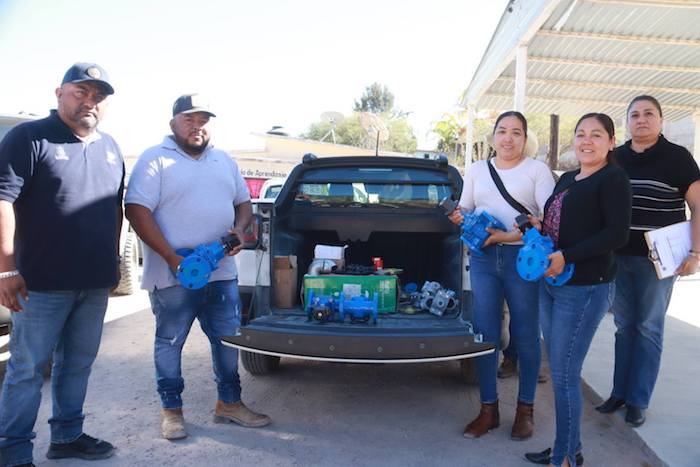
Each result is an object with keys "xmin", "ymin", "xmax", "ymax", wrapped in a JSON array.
[{"xmin": 461, "ymin": 0, "xmax": 700, "ymax": 164}]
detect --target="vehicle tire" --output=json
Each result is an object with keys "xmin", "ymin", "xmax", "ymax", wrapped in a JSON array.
[
  {"xmin": 241, "ymin": 351, "xmax": 280, "ymax": 375},
  {"xmin": 114, "ymin": 231, "xmax": 139, "ymax": 295},
  {"xmin": 0, "ymin": 325, "xmax": 10, "ymax": 379},
  {"xmin": 0, "ymin": 318, "xmax": 52, "ymax": 380},
  {"xmin": 459, "ymin": 358, "xmax": 478, "ymax": 385}
]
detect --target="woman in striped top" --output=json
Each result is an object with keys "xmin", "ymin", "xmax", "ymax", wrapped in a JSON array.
[{"xmin": 595, "ymin": 95, "xmax": 700, "ymax": 427}]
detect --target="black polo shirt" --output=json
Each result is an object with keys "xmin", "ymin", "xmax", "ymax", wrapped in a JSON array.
[
  {"xmin": 0, "ymin": 110, "xmax": 125, "ymax": 290},
  {"xmin": 615, "ymin": 135, "xmax": 700, "ymax": 256}
]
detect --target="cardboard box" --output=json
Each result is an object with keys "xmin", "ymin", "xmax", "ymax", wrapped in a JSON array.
[
  {"xmin": 303, "ymin": 274, "xmax": 397, "ymax": 314},
  {"xmin": 274, "ymin": 256, "xmax": 298, "ymax": 308}
]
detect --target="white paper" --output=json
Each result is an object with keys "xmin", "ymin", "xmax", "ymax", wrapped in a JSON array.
[
  {"xmin": 314, "ymin": 244, "xmax": 346, "ymax": 260},
  {"xmin": 644, "ymin": 221, "xmax": 691, "ymax": 279}
]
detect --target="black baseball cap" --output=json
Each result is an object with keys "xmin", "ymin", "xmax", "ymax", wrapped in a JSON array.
[
  {"xmin": 172, "ymin": 94, "xmax": 216, "ymax": 117},
  {"xmin": 61, "ymin": 62, "xmax": 114, "ymax": 95}
]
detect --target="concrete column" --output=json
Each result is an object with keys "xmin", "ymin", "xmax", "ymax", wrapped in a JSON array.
[
  {"xmin": 464, "ymin": 105, "xmax": 476, "ymax": 173},
  {"xmin": 514, "ymin": 45, "xmax": 528, "ymax": 112}
]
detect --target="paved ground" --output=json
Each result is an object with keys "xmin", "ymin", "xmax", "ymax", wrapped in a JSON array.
[
  {"xmin": 583, "ymin": 275, "xmax": 700, "ymax": 467},
  {"xmin": 20, "ymin": 289, "xmax": 663, "ymax": 467}
]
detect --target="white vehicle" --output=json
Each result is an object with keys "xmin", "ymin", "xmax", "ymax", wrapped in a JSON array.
[
  {"xmin": 0, "ymin": 114, "xmax": 40, "ymax": 374},
  {"xmin": 257, "ymin": 177, "xmax": 286, "ymax": 201}
]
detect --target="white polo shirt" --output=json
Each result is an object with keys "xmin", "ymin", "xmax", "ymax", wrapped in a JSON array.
[{"xmin": 125, "ymin": 136, "xmax": 250, "ymax": 291}]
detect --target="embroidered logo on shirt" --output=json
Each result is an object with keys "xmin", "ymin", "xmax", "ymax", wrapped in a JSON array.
[
  {"xmin": 106, "ymin": 151, "xmax": 117, "ymax": 165},
  {"xmin": 54, "ymin": 146, "xmax": 69, "ymax": 161}
]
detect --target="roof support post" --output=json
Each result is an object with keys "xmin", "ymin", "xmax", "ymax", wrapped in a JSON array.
[
  {"xmin": 514, "ymin": 44, "xmax": 528, "ymax": 112},
  {"xmin": 693, "ymin": 112, "xmax": 700, "ymax": 163},
  {"xmin": 464, "ymin": 104, "xmax": 476, "ymax": 173}
]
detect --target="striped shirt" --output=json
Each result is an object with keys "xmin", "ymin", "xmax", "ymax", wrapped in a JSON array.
[{"xmin": 614, "ymin": 135, "xmax": 700, "ymax": 256}]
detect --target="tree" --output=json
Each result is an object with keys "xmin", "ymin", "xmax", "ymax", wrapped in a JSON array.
[
  {"xmin": 302, "ymin": 112, "xmax": 417, "ymax": 154},
  {"xmin": 432, "ymin": 111, "xmax": 580, "ymax": 170},
  {"xmin": 432, "ymin": 110, "xmax": 492, "ymax": 167},
  {"xmin": 353, "ymin": 82, "xmax": 395, "ymax": 114},
  {"xmin": 302, "ymin": 83, "xmax": 417, "ymax": 154}
]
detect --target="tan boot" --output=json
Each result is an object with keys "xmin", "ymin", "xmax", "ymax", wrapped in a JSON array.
[
  {"xmin": 213, "ymin": 400, "xmax": 271, "ymax": 428},
  {"xmin": 161, "ymin": 408, "xmax": 187, "ymax": 440},
  {"xmin": 511, "ymin": 401, "xmax": 534, "ymax": 440},
  {"xmin": 463, "ymin": 401, "xmax": 499, "ymax": 438}
]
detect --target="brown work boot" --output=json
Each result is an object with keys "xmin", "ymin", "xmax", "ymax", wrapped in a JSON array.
[
  {"xmin": 510, "ymin": 401, "xmax": 534, "ymax": 440},
  {"xmin": 463, "ymin": 401, "xmax": 499, "ymax": 438},
  {"xmin": 214, "ymin": 400, "xmax": 271, "ymax": 428},
  {"xmin": 161, "ymin": 408, "xmax": 187, "ymax": 440},
  {"xmin": 497, "ymin": 357, "xmax": 517, "ymax": 379}
]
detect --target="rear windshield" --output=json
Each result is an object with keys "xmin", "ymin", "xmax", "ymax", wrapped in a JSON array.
[{"xmin": 294, "ymin": 167, "xmax": 453, "ymax": 208}]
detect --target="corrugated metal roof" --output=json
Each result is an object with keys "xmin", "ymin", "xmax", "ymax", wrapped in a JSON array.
[{"xmin": 464, "ymin": 0, "xmax": 700, "ymax": 121}]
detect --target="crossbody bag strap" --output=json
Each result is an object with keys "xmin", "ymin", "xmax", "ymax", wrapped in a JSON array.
[{"xmin": 487, "ymin": 159, "xmax": 532, "ymax": 216}]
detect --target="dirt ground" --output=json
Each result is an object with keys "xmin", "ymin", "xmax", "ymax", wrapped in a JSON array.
[{"xmin": 24, "ymin": 308, "xmax": 661, "ymax": 467}]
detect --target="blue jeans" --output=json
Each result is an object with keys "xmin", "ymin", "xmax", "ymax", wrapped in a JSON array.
[
  {"xmin": 611, "ymin": 255, "xmax": 675, "ymax": 409},
  {"xmin": 149, "ymin": 280, "xmax": 242, "ymax": 409},
  {"xmin": 0, "ymin": 289, "xmax": 109, "ymax": 467},
  {"xmin": 469, "ymin": 244, "xmax": 540, "ymax": 404},
  {"xmin": 540, "ymin": 282, "xmax": 613, "ymax": 467}
]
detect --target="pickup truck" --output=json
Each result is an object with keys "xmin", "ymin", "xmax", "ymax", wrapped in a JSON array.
[{"xmin": 227, "ymin": 154, "xmax": 495, "ymax": 381}]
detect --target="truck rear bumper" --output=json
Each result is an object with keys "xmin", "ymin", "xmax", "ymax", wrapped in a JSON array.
[{"xmin": 221, "ymin": 325, "xmax": 495, "ymax": 363}]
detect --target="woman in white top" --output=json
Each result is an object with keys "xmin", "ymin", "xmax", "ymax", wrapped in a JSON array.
[{"xmin": 449, "ymin": 111, "xmax": 555, "ymax": 440}]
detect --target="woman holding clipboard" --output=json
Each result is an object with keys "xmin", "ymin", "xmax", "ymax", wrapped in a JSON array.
[{"xmin": 596, "ymin": 96, "xmax": 700, "ymax": 427}]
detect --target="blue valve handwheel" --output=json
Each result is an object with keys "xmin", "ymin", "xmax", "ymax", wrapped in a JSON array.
[
  {"xmin": 516, "ymin": 245, "xmax": 549, "ymax": 282},
  {"xmin": 177, "ymin": 255, "xmax": 213, "ymax": 290}
]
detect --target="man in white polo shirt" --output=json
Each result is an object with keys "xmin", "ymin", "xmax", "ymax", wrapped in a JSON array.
[{"xmin": 125, "ymin": 94, "xmax": 270, "ymax": 440}]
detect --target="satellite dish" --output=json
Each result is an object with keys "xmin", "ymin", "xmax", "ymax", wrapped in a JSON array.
[
  {"xmin": 359, "ymin": 112, "xmax": 389, "ymax": 156},
  {"xmin": 319, "ymin": 111, "xmax": 345, "ymax": 143},
  {"xmin": 359, "ymin": 112, "xmax": 389, "ymax": 143}
]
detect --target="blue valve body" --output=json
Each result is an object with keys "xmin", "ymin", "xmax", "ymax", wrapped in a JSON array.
[
  {"xmin": 305, "ymin": 290, "xmax": 337, "ymax": 323},
  {"xmin": 459, "ymin": 211, "xmax": 506, "ymax": 255},
  {"xmin": 339, "ymin": 293, "xmax": 379, "ymax": 324},
  {"xmin": 176, "ymin": 234, "xmax": 240, "ymax": 290},
  {"xmin": 516, "ymin": 228, "xmax": 574, "ymax": 286},
  {"xmin": 176, "ymin": 243, "xmax": 227, "ymax": 290}
]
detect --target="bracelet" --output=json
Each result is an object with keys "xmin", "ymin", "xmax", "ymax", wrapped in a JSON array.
[
  {"xmin": 689, "ymin": 250, "xmax": 700, "ymax": 260},
  {"xmin": 0, "ymin": 270, "xmax": 20, "ymax": 279}
]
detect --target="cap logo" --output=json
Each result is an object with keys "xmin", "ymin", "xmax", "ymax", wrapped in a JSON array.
[
  {"xmin": 189, "ymin": 94, "xmax": 207, "ymax": 108},
  {"xmin": 86, "ymin": 67, "xmax": 101, "ymax": 79}
]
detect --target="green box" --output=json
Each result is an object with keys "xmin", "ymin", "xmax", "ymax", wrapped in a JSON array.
[{"xmin": 303, "ymin": 274, "xmax": 397, "ymax": 314}]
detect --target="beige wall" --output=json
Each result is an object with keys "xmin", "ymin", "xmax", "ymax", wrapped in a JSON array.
[
  {"xmin": 232, "ymin": 134, "xmax": 406, "ymax": 179},
  {"xmin": 125, "ymin": 134, "xmax": 409, "ymax": 182}
]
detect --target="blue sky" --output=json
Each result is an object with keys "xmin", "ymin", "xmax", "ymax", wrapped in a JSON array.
[{"xmin": 0, "ymin": 0, "xmax": 506, "ymax": 154}]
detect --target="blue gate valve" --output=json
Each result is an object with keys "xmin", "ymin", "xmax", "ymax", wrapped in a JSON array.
[
  {"xmin": 516, "ymin": 227, "xmax": 574, "ymax": 286},
  {"xmin": 305, "ymin": 290, "xmax": 337, "ymax": 323},
  {"xmin": 440, "ymin": 197, "xmax": 506, "ymax": 255},
  {"xmin": 338, "ymin": 293, "xmax": 379, "ymax": 324},
  {"xmin": 176, "ymin": 234, "xmax": 240, "ymax": 289}
]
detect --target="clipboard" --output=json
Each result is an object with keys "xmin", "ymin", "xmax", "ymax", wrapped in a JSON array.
[{"xmin": 644, "ymin": 220, "xmax": 691, "ymax": 279}]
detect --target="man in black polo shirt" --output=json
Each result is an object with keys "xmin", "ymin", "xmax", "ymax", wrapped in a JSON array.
[{"xmin": 0, "ymin": 63, "xmax": 124, "ymax": 467}]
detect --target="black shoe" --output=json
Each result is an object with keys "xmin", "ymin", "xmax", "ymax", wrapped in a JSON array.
[
  {"xmin": 625, "ymin": 406, "xmax": 646, "ymax": 427},
  {"xmin": 595, "ymin": 396, "xmax": 625, "ymax": 413},
  {"xmin": 525, "ymin": 447, "xmax": 584, "ymax": 465},
  {"xmin": 14, "ymin": 464, "xmax": 35, "ymax": 467},
  {"xmin": 46, "ymin": 433, "xmax": 115, "ymax": 460}
]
